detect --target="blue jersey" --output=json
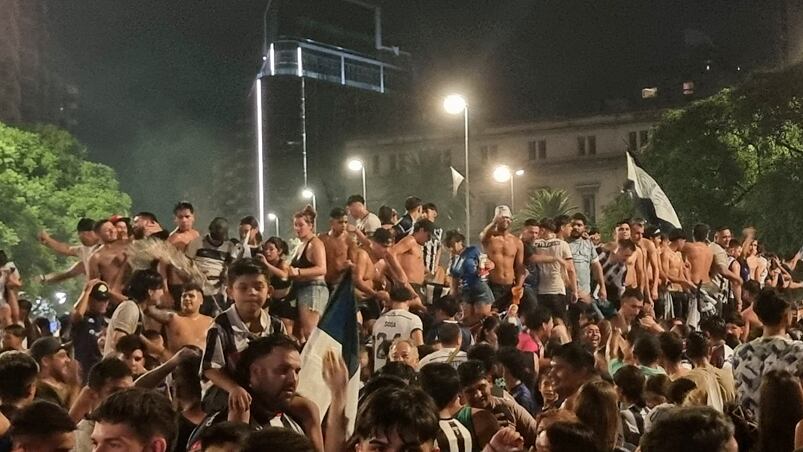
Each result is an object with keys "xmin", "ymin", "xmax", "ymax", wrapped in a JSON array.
[{"xmin": 449, "ymin": 246, "xmax": 484, "ymax": 288}]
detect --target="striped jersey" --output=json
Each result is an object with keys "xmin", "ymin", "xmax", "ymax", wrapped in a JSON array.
[
  {"xmin": 423, "ymin": 228, "xmax": 443, "ymax": 274},
  {"xmin": 436, "ymin": 417, "xmax": 473, "ymax": 452}
]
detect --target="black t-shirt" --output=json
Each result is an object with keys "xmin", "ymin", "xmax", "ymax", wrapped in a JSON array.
[{"xmin": 72, "ymin": 314, "xmax": 107, "ymax": 380}]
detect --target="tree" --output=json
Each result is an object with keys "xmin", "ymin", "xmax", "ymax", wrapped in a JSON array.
[
  {"xmin": 512, "ymin": 188, "xmax": 577, "ymax": 230},
  {"xmin": 643, "ymin": 62, "xmax": 803, "ymax": 255},
  {"xmin": 596, "ymin": 193, "xmax": 637, "ymax": 241},
  {"xmin": 0, "ymin": 123, "xmax": 132, "ymax": 303}
]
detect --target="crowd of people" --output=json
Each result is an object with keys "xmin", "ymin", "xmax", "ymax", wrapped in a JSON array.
[{"xmin": 0, "ymin": 193, "xmax": 802, "ymax": 451}]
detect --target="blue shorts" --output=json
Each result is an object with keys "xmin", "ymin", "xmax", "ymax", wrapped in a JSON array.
[
  {"xmin": 461, "ymin": 281, "xmax": 495, "ymax": 306},
  {"xmin": 295, "ymin": 281, "xmax": 329, "ymax": 313}
]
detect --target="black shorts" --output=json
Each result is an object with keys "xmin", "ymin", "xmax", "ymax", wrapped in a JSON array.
[
  {"xmin": 489, "ymin": 283, "xmax": 513, "ymax": 312},
  {"xmin": 269, "ymin": 296, "xmax": 298, "ymax": 321},
  {"xmin": 358, "ymin": 297, "xmax": 382, "ymax": 322},
  {"xmin": 539, "ymin": 293, "xmax": 568, "ymax": 320}
]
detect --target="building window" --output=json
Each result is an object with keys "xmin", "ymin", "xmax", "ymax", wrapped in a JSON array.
[
  {"xmin": 588, "ymin": 135, "xmax": 596, "ymax": 155},
  {"xmin": 528, "ymin": 141, "xmax": 537, "ymax": 160},
  {"xmin": 578, "ymin": 136, "xmax": 596, "ymax": 156},
  {"xmin": 628, "ymin": 131, "xmax": 637, "ymax": 151},
  {"xmin": 577, "ymin": 136, "xmax": 586, "ymax": 156},
  {"xmin": 480, "ymin": 145, "xmax": 497, "ymax": 163},
  {"xmin": 538, "ymin": 140, "xmax": 546, "ymax": 159},
  {"xmin": 441, "ymin": 149, "xmax": 452, "ymax": 166},
  {"xmin": 582, "ymin": 193, "xmax": 596, "ymax": 223},
  {"xmin": 372, "ymin": 154, "xmax": 381, "ymax": 174},
  {"xmin": 639, "ymin": 130, "xmax": 649, "ymax": 148},
  {"xmin": 389, "ymin": 153, "xmax": 397, "ymax": 171}
]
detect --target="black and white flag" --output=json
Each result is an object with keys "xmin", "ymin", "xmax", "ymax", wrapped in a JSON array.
[{"xmin": 626, "ymin": 152, "xmax": 682, "ymax": 230}]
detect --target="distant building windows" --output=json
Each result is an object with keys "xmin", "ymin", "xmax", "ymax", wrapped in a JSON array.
[
  {"xmin": 683, "ymin": 81, "xmax": 695, "ymax": 95},
  {"xmin": 629, "ymin": 129, "xmax": 650, "ymax": 151},
  {"xmin": 372, "ymin": 154, "xmax": 381, "ymax": 174},
  {"xmin": 582, "ymin": 193, "xmax": 597, "ymax": 223},
  {"xmin": 639, "ymin": 130, "xmax": 649, "ymax": 148},
  {"xmin": 529, "ymin": 140, "xmax": 547, "ymax": 160},
  {"xmin": 389, "ymin": 153, "xmax": 398, "ymax": 171},
  {"xmin": 628, "ymin": 132, "xmax": 638, "ymax": 151},
  {"xmin": 480, "ymin": 145, "xmax": 498, "ymax": 163},
  {"xmin": 577, "ymin": 135, "xmax": 596, "ymax": 156}
]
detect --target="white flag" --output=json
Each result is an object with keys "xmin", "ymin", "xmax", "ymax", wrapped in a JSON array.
[
  {"xmin": 626, "ymin": 152, "xmax": 682, "ymax": 229},
  {"xmin": 450, "ymin": 166, "xmax": 464, "ymax": 197}
]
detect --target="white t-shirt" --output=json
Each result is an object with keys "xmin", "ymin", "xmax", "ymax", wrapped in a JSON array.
[
  {"xmin": 103, "ymin": 300, "xmax": 143, "ymax": 355},
  {"xmin": 355, "ymin": 212, "xmax": 381, "ymax": 236},
  {"xmin": 372, "ymin": 308, "xmax": 422, "ymax": 371},
  {"xmin": 0, "ymin": 262, "xmax": 20, "ymax": 307},
  {"xmin": 534, "ymin": 238, "xmax": 573, "ymax": 295},
  {"xmin": 418, "ymin": 347, "xmax": 468, "ymax": 370}
]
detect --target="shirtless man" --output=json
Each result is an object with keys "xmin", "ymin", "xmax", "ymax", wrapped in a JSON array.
[
  {"xmin": 367, "ymin": 228, "xmax": 411, "ymax": 309},
  {"xmin": 605, "ymin": 220, "xmax": 645, "ymax": 293},
  {"xmin": 88, "ymin": 219, "xmax": 128, "ymax": 303},
  {"xmin": 38, "ymin": 218, "xmax": 101, "ymax": 285},
  {"xmin": 391, "ymin": 219, "xmax": 435, "ymax": 300},
  {"xmin": 479, "ymin": 206, "xmax": 525, "ymax": 312},
  {"xmin": 132, "ymin": 212, "xmax": 167, "ymax": 240},
  {"xmin": 631, "ymin": 219, "xmax": 660, "ymax": 303},
  {"xmin": 319, "ymin": 208, "xmax": 351, "ymax": 287},
  {"xmin": 681, "ymin": 223, "xmax": 721, "ymax": 327},
  {"xmin": 168, "ymin": 202, "xmax": 200, "ymax": 252},
  {"xmin": 143, "ymin": 283, "xmax": 213, "ymax": 354},
  {"xmin": 660, "ymin": 229, "xmax": 693, "ymax": 319}
]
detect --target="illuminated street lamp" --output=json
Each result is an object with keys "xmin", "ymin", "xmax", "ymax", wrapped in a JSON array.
[
  {"xmin": 301, "ymin": 188, "xmax": 317, "ymax": 229},
  {"xmin": 347, "ymin": 158, "xmax": 367, "ymax": 202},
  {"xmin": 267, "ymin": 212, "xmax": 279, "ymax": 236},
  {"xmin": 444, "ymin": 94, "xmax": 470, "ymax": 241},
  {"xmin": 493, "ymin": 165, "xmax": 525, "ymax": 211}
]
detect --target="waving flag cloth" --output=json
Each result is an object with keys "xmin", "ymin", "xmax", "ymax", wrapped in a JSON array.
[
  {"xmin": 625, "ymin": 151, "xmax": 682, "ymax": 231},
  {"xmin": 450, "ymin": 166, "xmax": 465, "ymax": 197},
  {"xmin": 296, "ymin": 270, "xmax": 360, "ymax": 435}
]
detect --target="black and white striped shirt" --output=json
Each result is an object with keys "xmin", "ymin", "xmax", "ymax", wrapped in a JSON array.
[
  {"xmin": 423, "ymin": 228, "xmax": 444, "ymax": 275},
  {"xmin": 436, "ymin": 418, "xmax": 473, "ymax": 452}
]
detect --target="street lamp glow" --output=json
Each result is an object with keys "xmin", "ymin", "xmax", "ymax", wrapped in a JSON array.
[
  {"xmin": 443, "ymin": 94, "xmax": 467, "ymax": 115},
  {"xmin": 493, "ymin": 165, "xmax": 512, "ymax": 183},
  {"xmin": 302, "ymin": 188, "xmax": 314, "ymax": 199},
  {"xmin": 347, "ymin": 159, "xmax": 364, "ymax": 172},
  {"xmin": 267, "ymin": 212, "xmax": 277, "ymax": 221},
  {"xmin": 515, "ymin": 169, "xmax": 525, "ymax": 176}
]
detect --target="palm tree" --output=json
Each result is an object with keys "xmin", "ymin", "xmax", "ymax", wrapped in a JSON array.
[{"xmin": 512, "ymin": 188, "xmax": 577, "ymax": 230}]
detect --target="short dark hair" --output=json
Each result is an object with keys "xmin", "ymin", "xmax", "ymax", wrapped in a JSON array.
[
  {"xmin": 329, "ymin": 207, "xmax": 347, "ymax": 219},
  {"xmin": 699, "ymin": 316, "xmax": 727, "ymax": 340},
  {"xmin": 4, "ymin": 324, "xmax": 25, "ymax": 339},
  {"xmin": 90, "ymin": 388, "xmax": 178, "ymax": 451},
  {"xmin": 667, "ymin": 378, "xmax": 697, "ymax": 404},
  {"xmin": 539, "ymin": 218, "xmax": 557, "ymax": 233},
  {"xmin": 442, "ymin": 230, "xmax": 465, "ymax": 248},
  {"xmin": 173, "ymin": 201, "xmax": 194, "ymax": 214},
  {"xmin": 552, "ymin": 342, "xmax": 596, "ymax": 373},
  {"xmin": 754, "ymin": 288, "xmax": 790, "ymax": 326},
  {"xmin": 135, "ymin": 211, "xmax": 159, "ymax": 223},
  {"xmin": 371, "ymin": 228, "xmax": 393, "ymax": 245},
  {"xmin": 377, "ymin": 205, "xmax": 394, "ymax": 224},
  {"xmin": 182, "ymin": 282, "xmax": 204, "ymax": 295},
  {"xmin": 496, "ymin": 347, "xmax": 533, "ymax": 386},
  {"xmin": 618, "ymin": 239, "xmax": 637, "ymax": 252},
  {"xmin": 525, "ymin": 306, "xmax": 553, "ymax": 331},
  {"xmin": 743, "ymin": 280, "xmax": 761, "ymax": 297},
  {"xmin": 423, "ymin": 202, "xmax": 437, "ymax": 213},
  {"xmin": 457, "ymin": 359, "xmax": 488, "ymax": 388},
  {"xmin": 93, "ymin": 219, "xmax": 113, "ymax": 233},
  {"xmin": 388, "ymin": 286, "xmax": 414, "ymax": 302},
  {"xmin": 571, "ymin": 212, "xmax": 588, "ymax": 225},
  {"xmin": 545, "ymin": 421, "xmax": 602, "ymax": 452},
  {"xmin": 413, "ymin": 219, "xmax": 435, "ymax": 234},
  {"xmin": 668, "ymin": 229, "xmax": 686, "ymax": 242},
  {"xmin": 243, "ymin": 427, "xmax": 315, "ymax": 452},
  {"xmin": 88, "ymin": 357, "xmax": 132, "ymax": 392},
  {"xmin": 227, "ymin": 257, "xmax": 269, "ymax": 285},
  {"xmin": 235, "ymin": 335, "xmax": 300, "ymax": 387},
  {"xmin": 199, "ymin": 421, "xmax": 251, "ymax": 451},
  {"xmin": 433, "ymin": 296, "xmax": 460, "ymax": 318},
  {"xmin": 615, "ymin": 219, "xmax": 630, "ymax": 228},
  {"xmin": 404, "ymin": 196, "xmax": 423, "ymax": 212},
  {"xmin": 685, "ymin": 332, "xmax": 710, "ymax": 360},
  {"xmin": 613, "ymin": 365, "xmax": 645, "ymax": 403},
  {"xmin": 263, "ymin": 236, "xmax": 289, "ymax": 256},
  {"xmin": 692, "ymin": 223, "xmax": 710, "ymax": 242},
  {"xmin": 633, "ymin": 335, "xmax": 661, "ymax": 366},
  {"xmin": 437, "ymin": 322, "xmax": 461, "ymax": 345},
  {"xmin": 346, "ymin": 194, "xmax": 366, "ymax": 206},
  {"xmin": 658, "ymin": 332, "xmax": 684, "ymax": 363},
  {"xmin": 376, "ymin": 361, "xmax": 418, "ymax": 385},
  {"xmin": 125, "ymin": 269, "xmax": 164, "ymax": 302},
  {"xmin": 621, "ymin": 287, "xmax": 644, "ymax": 302},
  {"xmin": 420, "ymin": 363, "xmax": 460, "ymax": 410},
  {"xmin": 466, "ymin": 343, "xmax": 496, "ymax": 374},
  {"xmin": 640, "ymin": 406, "xmax": 734, "ymax": 452},
  {"xmin": 554, "ymin": 215, "xmax": 571, "ymax": 230},
  {"xmin": 0, "ymin": 351, "xmax": 38, "ymax": 402},
  {"xmin": 497, "ymin": 322, "xmax": 520, "ymax": 347},
  {"xmin": 77, "ymin": 218, "xmax": 96, "ymax": 232},
  {"xmin": 523, "ymin": 218, "xmax": 539, "ymax": 228},
  {"xmin": 352, "ymin": 387, "xmax": 438, "ymax": 446},
  {"xmin": 9, "ymin": 401, "xmax": 76, "ymax": 439},
  {"xmin": 115, "ymin": 334, "xmax": 145, "ymax": 356}
]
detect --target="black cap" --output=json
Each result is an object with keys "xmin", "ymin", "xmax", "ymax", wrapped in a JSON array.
[
  {"xmin": 29, "ymin": 337, "xmax": 70, "ymax": 363},
  {"xmin": 89, "ymin": 281, "xmax": 110, "ymax": 301},
  {"xmin": 76, "ymin": 218, "xmax": 95, "ymax": 232}
]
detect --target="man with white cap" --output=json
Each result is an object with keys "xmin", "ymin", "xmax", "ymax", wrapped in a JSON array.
[{"xmin": 480, "ymin": 205, "xmax": 526, "ymax": 313}]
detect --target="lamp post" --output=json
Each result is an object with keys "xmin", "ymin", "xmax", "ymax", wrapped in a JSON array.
[
  {"xmin": 444, "ymin": 94, "xmax": 470, "ymax": 241},
  {"xmin": 267, "ymin": 212, "xmax": 279, "ymax": 237},
  {"xmin": 492, "ymin": 165, "xmax": 525, "ymax": 211},
  {"xmin": 347, "ymin": 158, "xmax": 367, "ymax": 202},
  {"xmin": 301, "ymin": 188, "xmax": 317, "ymax": 229}
]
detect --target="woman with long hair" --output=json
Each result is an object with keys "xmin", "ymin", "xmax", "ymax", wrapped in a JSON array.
[
  {"xmin": 260, "ymin": 236, "xmax": 294, "ymax": 335},
  {"xmin": 288, "ymin": 205, "xmax": 328, "ymax": 343},
  {"xmin": 573, "ymin": 380, "xmax": 627, "ymax": 451},
  {"xmin": 758, "ymin": 369, "xmax": 803, "ymax": 452},
  {"xmin": 744, "ymin": 239, "xmax": 769, "ymax": 287}
]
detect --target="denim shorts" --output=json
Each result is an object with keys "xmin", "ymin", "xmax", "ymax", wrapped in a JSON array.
[
  {"xmin": 462, "ymin": 281, "xmax": 495, "ymax": 306},
  {"xmin": 295, "ymin": 281, "xmax": 329, "ymax": 313}
]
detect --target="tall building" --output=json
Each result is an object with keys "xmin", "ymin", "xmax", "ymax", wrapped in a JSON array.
[
  {"xmin": 0, "ymin": 0, "xmax": 78, "ymax": 127},
  {"xmin": 345, "ymin": 111, "xmax": 660, "ymax": 234}
]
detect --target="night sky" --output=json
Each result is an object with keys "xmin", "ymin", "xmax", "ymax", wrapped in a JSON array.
[{"xmin": 45, "ymin": 0, "xmax": 774, "ymax": 221}]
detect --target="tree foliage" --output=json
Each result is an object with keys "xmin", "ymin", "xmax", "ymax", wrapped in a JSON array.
[
  {"xmin": 512, "ymin": 188, "xmax": 577, "ymax": 230},
  {"xmin": 0, "ymin": 123, "xmax": 132, "ymax": 302},
  {"xmin": 643, "ymin": 63, "xmax": 803, "ymax": 255},
  {"xmin": 597, "ymin": 193, "xmax": 637, "ymax": 241}
]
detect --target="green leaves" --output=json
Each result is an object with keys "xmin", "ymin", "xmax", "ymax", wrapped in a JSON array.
[
  {"xmin": 513, "ymin": 188, "xmax": 577, "ymax": 230},
  {"xmin": 0, "ymin": 122, "xmax": 132, "ymax": 303}
]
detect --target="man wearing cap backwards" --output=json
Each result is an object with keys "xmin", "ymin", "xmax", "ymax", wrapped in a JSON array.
[
  {"xmin": 70, "ymin": 278, "xmax": 111, "ymax": 383},
  {"xmin": 37, "ymin": 218, "xmax": 101, "ymax": 284},
  {"xmin": 30, "ymin": 337, "xmax": 80, "ymax": 409},
  {"xmin": 88, "ymin": 219, "xmax": 129, "ymax": 304},
  {"xmin": 480, "ymin": 206, "xmax": 526, "ymax": 313}
]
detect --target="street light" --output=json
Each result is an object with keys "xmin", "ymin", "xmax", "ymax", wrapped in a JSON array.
[
  {"xmin": 347, "ymin": 158, "xmax": 367, "ymax": 202},
  {"xmin": 301, "ymin": 188, "xmax": 317, "ymax": 229},
  {"xmin": 492, "ymin": 165, "xmax": 525, "ymax": 211},
  {"xmin": 444, "ymin": 93, "xmax": 470, "ymax": 242},
  {"xmin": 267, "ymin": 212, "xmax": 279, "ymax": 237}
]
